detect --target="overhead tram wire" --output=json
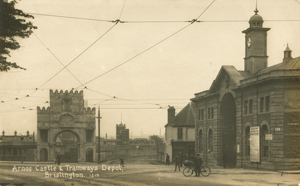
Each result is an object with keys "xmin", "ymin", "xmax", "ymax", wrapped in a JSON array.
[
  {"xmin": 119, "ymin": 0, "xmax": 127, "ymax": 20},
  {"xmin": 195, "ymin": 0, "xmax": 215, "ymax": 20},
  {"xmin": 86, "ymin": 87, "xmax": 166, "ymax": 108},
  {"xmin": 21, "ymin": 22, "xmax": 119, "ymax": 100},
  {"xmin": 75, "ymin": 0, "xmax": 217, "ymax": 89},
  {"xmin": 25, "ymin": 12, "xmax": 113, "ymax": 22},
  {"xmin": 23, "ymin": 12, "xmax": 300, "ymax": 23},
  {"xmin": 33, "ymin": 33, "xmax": 84, "ymax": 87},
  {"xmin": 75, "ymin": 22, "xmax": 194, "ymax": 89}
]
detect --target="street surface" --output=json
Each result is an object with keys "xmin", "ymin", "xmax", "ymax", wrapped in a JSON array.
[{"xmin": 0, "ymin": 157, "xmax": 299, "ymax": 186}]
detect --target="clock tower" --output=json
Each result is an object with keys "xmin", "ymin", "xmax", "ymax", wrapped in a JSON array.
[{"xmin": 242, "ymin": 8, "xmax": 270, "ymax": 74}]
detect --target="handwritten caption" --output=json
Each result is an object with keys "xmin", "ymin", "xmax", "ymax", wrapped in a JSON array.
[{"xmin": 12, "ymin": 165, "xmax": 123, "ymax": 179}]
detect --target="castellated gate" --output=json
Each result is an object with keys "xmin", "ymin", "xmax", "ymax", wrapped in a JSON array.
[{"xmin": 37, "ymin": 90, "xmax": 96, "ymax": 163}]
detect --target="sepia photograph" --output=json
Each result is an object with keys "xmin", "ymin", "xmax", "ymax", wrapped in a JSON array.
[{"xmin": 0, "ymin": 0, "xmax": 300, "ymax": 185}]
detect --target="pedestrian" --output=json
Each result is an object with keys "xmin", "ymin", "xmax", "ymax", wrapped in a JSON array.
[
  {"xmin": 179, "ymin": 151, "xmax": 184, "ymax": 167},
  {"xmin": 222, "ymin": 151, "xmax": 227, "ymax": 169},
  {"xmin": 174, "ymin": 155, "xmax": 180, "ymax": 171},
  {"xmin": 165, "ymin": 153, "xmax": 170, "ymax": 166},
  {"xmin": 120, "ymin": 157, "xmax": 124, "ymax": 167},
  {"xmin": 193, "ymin": 153, "xmax": 203, "ymax": 177},
  {"xmin": 57, "ymin": 152, "xmax": 61, "ymax": 166}
]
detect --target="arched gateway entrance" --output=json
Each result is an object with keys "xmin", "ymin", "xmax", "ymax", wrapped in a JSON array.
[
  {"xmin": 55, "ymin": 131, "xmax": 79, "ymax": 163},
  {"xmin": 220, "ymin": 93, "xmax": 236, "ymax": 167}
]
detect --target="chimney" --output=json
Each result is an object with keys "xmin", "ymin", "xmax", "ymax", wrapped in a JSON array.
[
  {"xmin": 283, "ymin": 44, "xmax": 293, "ymax": 63},
  {"xmin": 168, "ymin": 106, "xmax": 175, "ymax": 125}
]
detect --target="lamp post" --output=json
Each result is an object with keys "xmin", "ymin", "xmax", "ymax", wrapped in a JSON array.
[
  {"xmin": 20, "ymin": 135, "xmax": 24, "ymax": 163},
  {"xmin": 96, "ymin": 106, "xmax": 101, "ymax": 164}
]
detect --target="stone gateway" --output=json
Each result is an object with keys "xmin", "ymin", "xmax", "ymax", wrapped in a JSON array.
[{"xmin": 37, "ymin": 90, "xmax": 96, "ymax": 163}]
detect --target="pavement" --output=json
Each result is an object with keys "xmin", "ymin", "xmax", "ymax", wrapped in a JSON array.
[{"xmin": 0, "ymin": 158, "xmax": 300, "ymax": 186}]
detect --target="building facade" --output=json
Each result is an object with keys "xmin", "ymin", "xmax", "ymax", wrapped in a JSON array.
[
  {"xmin": 0, "ymin": 130, "xmax": 37, "ymax": 161},
  {"xmin": 37, "ymin": 90, "xmax": 96, "ymax": 163},
  {"xmin": 165, "ymin": 103, "xmax": 195, "ymax": 162},
  {"xmin": 192, "ymin": 9, "xmax": 300, "ymax": 170},
  {"xmin": 116, "ymin": 123, "xmax": 129, "ymax": 145}
]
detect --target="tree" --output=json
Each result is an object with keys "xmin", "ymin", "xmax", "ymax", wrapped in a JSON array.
[
  {"xmin": 0, "ymin": 0, "xmax": 37, "ymax": 71},
  {"xmin": 149, "ymin": 135, "xmax": 164, "ymax": 158}
]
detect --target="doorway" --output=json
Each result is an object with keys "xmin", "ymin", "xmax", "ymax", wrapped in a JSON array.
[{"xmin": 220, "ymin": 93, "xmax": 236, "ymax": 167}]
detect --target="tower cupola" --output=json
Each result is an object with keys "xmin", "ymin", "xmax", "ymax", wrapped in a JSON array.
[
  {"xmin": 249, "ymin": 8, "xmax": 264, "ymax": 28},
  {"xmin": 283, "ymin": 44, "xmax": 293, "ymax": 63},
  {"xmin": 242, "ymin": 7, "xmax": 270, "ymax": 74}
]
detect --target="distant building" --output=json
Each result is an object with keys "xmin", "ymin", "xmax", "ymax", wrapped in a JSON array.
[
  {"xmin": 0, "ymin": 130, "xmax": 37, "ymax": 161},
  {"xmin": 37, "ymin": 90, "xmax": 96, "ymax": 163},
  {"xmin": 165, "ymin": 103, "xmax": 195, "ymax": 162},
  {"xmin": 191, "ymin": 8, "xmax": 300, "ymax": 170},
  {"xmin": 116, "ymin": 123, "xmax": 129, "ymax": 145}
]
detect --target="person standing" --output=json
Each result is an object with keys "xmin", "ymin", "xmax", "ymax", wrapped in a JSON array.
[
  {"xmin": 174, "ymin": 155, "xmax": 180, "ymax": 171},
  {"xmin": 179, "ymin": 151, "xmax": 184, "ymax": 167},
  {"xmin": 120, "ymin": 157, "xmax": 124, "ymax": 167},
  {"xmin": 57, "ymin": 152, "xmax": 61, "ymax": 166},
  {"xmin": 222, "ymin": 151, "xmax": 227, "ymax": 169},
  {"xmin": 194, "ymin": 153, "xmax": 203, "ymax": 177},
  {"xmin": 165, "ymin": 153, "xmax": 170, "ymax": 166}
]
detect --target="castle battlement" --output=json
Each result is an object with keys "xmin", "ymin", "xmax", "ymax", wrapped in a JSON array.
[
  {"xmin": 83, "ymin": 107, "xmax": 96, "ymax": 114},
  {"xmin": 37, "ymin": 106, "xmax": 50, "ymax": 112},
  {"xmin": 50, "ymin": 89, "xmax": 83, "ymax": 96}
]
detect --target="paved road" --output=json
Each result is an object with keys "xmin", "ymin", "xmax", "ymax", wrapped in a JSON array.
[{"xmin": 0, "ymin": 157, "xmax": 299, "ymax": 186}]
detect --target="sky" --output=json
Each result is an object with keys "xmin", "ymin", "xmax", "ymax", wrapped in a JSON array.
[{"xmin": 0, "ymin": 0, "xmax": 300, "ymax": 139}]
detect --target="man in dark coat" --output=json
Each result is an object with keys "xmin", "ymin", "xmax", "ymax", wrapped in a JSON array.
[
  {"xmin": 57, "ymin": 152, "xmax": 61, "ymax": 166},
  {"xmin": 179, "ymin": 151, "xmax": 184, "ymax": 167},
  {"xmin": 174, "ymin": 155, "xmax": 180, "ymax": 171},
  {"xmin": 120, "ymin": 157, "xmax": 124, "ymax": 167},
  {"xmin": 222, "ymin": 151, "xmax": 227, "ymax": 169},
  {"xmin": 193, "ymin": 153, "xmax": 203, "ymax": 177},
  {"xmin": 165, "ymin": 153, "xmax": 170, "ymax": 166}
]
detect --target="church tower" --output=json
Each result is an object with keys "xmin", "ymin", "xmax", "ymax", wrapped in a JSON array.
[{"xmin": 242, "ymin": 7, "xmax": 270, "ymax": 74}]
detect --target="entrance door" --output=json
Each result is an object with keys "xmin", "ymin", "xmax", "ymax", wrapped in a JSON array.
[
  {"xmin": 86, "ymin": 148, "xmax": 93, "ymax": 162},
  {"xmin": 55, "ymin": 131, "xmax": 78, "ymax": 163},
  {"xmin": 220, "ymin": 93, "xmax": 236, "ymax": 167},
  {"xmin": 40, "ymin": 148, "xmax": 48, "ymax": 161}
]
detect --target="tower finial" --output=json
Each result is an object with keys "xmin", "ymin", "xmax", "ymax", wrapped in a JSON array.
[
  {"xmin": 254, "ymin": 0, "xmax": 259, "ymax": 14},
  {"xmin": 121, "ymin": 111, "xmax": 123, "ymax": 124}
]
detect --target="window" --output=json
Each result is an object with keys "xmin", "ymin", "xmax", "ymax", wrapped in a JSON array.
[
  {"xmin": 201, "ymin": 109, "xmax": 204, "ymax": 120},
  {"xmin": 244, "ymin": 100, "xmax": 248, "ymax": 114},
  {"xmin": 208, "ymin": 129, "xmax": 213, "ymax": 152},
  {"xmin": 265, "ymin": 96, "xmax": 270, "ymax": 112},
  {"xmin": 40, "ymin": 130, "xmax": 48, "ymax": 142},
  {"xmin": 211, "ymin": 107, "xmax": 214, "ymax": 119},
  {"xmin": 207, "ymin": 108, "xmax": 211, "ymax": 119},
  {"xmin": 249, "ymin": 99, "xmax": 253, "ymax": 114},
  {"xmin": 261, "ymin": 125, "xmax": 269, "ymax": 157},
  {"xmin": 198, "ymin": 110, "xmax": 201, "ymax": 120},
  {"xmin": 86, "ymin": 130, "xmax": 94, "ymax": 143},
  {"xmin": 198, "ymin": 130, "xmax": 203, "ymax": 152},
  {"xmin": 260, "ymin": 97, "xmax": 264, "ymax": 112},
  {"xmin": 177, "ymin": 128, "xmax": 183, "ymax": 140},
  {"xmin": 245, "ymin": 126, "xmax": 250, "ymax": 156}
]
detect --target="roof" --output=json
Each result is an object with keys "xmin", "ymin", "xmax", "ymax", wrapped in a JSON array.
[
  {"xmin": 208, "ymin": 66, "xmax": 249, "ymax": 94},
  {"xmin": 165, "ymin": 102, "xmax": 195, "ymax": 127},
  {"xmin": 256, "ymin": 57, "xmax": 300, "ymax": 75}
]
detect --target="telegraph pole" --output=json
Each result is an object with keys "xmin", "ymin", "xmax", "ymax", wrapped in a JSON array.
[{"xmin": 97, "ymin": 106, "xmax": 102, "ymax": 164}]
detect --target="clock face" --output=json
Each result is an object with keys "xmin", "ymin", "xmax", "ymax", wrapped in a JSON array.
[{"xmin": 247, "ymin": 37, "xmax": 251, "ymax": 47}]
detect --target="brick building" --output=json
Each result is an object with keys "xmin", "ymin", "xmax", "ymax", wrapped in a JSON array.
[
  {"xmin": 37, "ymin": 90, "xmax": 96, "ymax": 163},
  {"xmin": 191, "ymin": 8, "xmax": 300, "ymax": 170}
]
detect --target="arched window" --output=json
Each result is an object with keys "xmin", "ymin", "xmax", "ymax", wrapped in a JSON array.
[
  {"xmin": 208, "ymin": 129, "xmax": 213, "ymax": 152},
  {"xmin": 198, "ymin": 130, "xmax": 203, "ymax": 152},
  {"xmin": 261, "ymin": 125, "xmax": 269, "ymax": 157},
  {"xmin": 245, "ymin": 126, "xmax": 250, "ymax": 156}
]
